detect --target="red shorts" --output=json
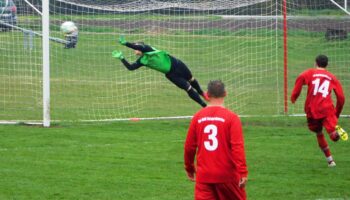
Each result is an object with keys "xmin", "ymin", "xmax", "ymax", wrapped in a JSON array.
[
  {"xmin": 195, "ymin": 182, "xmax": 246, "ymax": 200},
  {"xmin": 307, "ymin": 114, "xmax": 338, "ymax": 134}
]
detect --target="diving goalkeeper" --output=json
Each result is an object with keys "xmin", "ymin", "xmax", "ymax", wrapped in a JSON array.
[{"xmin": 112, "ymin": 36, "xmax": 208, "ymax": 107}]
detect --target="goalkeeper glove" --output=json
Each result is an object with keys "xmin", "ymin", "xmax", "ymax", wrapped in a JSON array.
[
  {"xmin": 119, "ymin": 35, "xmax": 127, "ymax": 45},
  {"xmin": 112, "ymin": 50, "xmax": 125, "ymax": 60}
]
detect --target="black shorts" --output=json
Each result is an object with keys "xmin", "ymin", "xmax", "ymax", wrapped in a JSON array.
[{"xmin": 165, "ymin": 56, "xmax": 193, "ymax": 90}]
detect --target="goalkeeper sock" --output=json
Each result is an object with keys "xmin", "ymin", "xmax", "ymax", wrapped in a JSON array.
[
  {"xmin": 317, "ymin": 133, "xmax": 331, "ymax": 157},
  {"xmin": 187, "ymin": 88, "xmax": 206, "ymax": 107},
  {"xmin": 189, "ymin": 78, "xmax": 204, "ymax": 95}
]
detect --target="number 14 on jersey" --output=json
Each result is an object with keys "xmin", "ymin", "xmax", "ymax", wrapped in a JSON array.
[{"xmin": 312, "ymin": 78, "xmax": 330, "ymax": 98}]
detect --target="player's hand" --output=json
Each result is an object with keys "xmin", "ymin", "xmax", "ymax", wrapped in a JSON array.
[
  {"xmin": 291, "ymin": 97, "xmax": 296, "ymax": 104},
  {"xmin": 186, "ymin": 172, "xmax": 195, "ymax": 182},
  {"xmin": 119, "ymin": 35, "xmax": 127, "ymax": 45},
  {"xmin": 112, "ymin": 50, "xmax": 124, "ymax": 60},
  {"xmin": 239, "ymin": 177, "xmax": 248, "ymax": 188}
]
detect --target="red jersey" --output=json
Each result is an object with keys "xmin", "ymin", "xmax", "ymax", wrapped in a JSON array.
[
  {"xmin": 291, "ymin": 68, "xmax": 345, "ymax": 119},
  {"xmin": 184, "ymin": 106, "xmax": 248, "ymax": 183}
]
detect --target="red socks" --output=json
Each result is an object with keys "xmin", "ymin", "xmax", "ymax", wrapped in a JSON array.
[{"xmin": 317, "ymin": 133, "xmax": 331, "ymax": 158}]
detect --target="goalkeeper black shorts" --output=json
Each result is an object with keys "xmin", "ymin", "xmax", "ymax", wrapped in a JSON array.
[{"xmin": 165, "ymin": 56, "xmax": 193, "ymax": 90}]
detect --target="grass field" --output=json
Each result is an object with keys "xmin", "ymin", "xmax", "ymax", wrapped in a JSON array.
[
  {"xmin": 0, "ymin": 117, "xmax": 349, "ymax": 199},
  {"xmin": 1, "ymin": 12, "xmax": 350, "ymax": 199}
]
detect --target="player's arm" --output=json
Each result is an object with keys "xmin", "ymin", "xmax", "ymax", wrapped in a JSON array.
[
  {"xmin": 112, "ymin": 51, "xmax": 143, "ymax": 70},
  {"xmin": 119, "ymin": 36, "xmax": 154, "ymax": 53},
  {"xmin": 184, "ymin": 117, "xmax": 198, "ymax": 181},
  {"xmin": 290, "ymin": 73, "xmax": 306, "ymax": 103},
  {"xmin": 333, "ymin": 79, "xmax": 345, "ymax": 118},
  {"xmin": 230, "ymin": 115, "xmax": 248, "ymax": 187},
  {"xmin": 125, "ymin": 43, "xmax": 153, "ymax": 53},
  {"xmin": 121, "ymin": 58, "xmax": 143, "ymax": 71}
]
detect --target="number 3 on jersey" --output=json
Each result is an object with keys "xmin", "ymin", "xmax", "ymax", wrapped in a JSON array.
[
  {"xmin": 312, "ymin": 78, "xmax": 330, "ymax": 98},
  {"xmin": 204, "ymin": 124, "xmax": 218, "ymax": 151}
]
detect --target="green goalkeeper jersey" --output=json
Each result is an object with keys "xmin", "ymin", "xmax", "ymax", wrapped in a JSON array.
[{"xmin": 140, "ymin": 48, "xmax": 171, "ymax": 74}]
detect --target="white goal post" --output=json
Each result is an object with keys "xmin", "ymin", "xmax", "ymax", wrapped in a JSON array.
[{"xmin": 42, "ymin": 0, "xmax": 50, "ymax": 127}]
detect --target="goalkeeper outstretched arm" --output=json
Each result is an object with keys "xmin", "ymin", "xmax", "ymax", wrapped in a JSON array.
[
  {"xmin": 119, "ymin": 36, "xmax": 154, "ymax": 53},
  {"xmin": 121, "ymin": 58, "xmax": 143, "ymax": 71},
  {"xmin": 125, "ymin": 42, "xmax": 153, "ymax": 53},
  {"xmin": 112, "ymin": 50, "xmax": 143, "ymax": 71}
]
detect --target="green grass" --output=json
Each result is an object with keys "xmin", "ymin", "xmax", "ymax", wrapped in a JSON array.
[{"xmin": 0, "ymin": 117, "xmax": 349, "ymax": 199}]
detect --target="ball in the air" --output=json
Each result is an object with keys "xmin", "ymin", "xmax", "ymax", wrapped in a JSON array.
[{"xmin": 60, "ymin": 21, "xmax": 77, "ymax": 34}]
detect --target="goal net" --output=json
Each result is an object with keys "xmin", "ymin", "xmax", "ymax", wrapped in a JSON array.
[{"xmin": 0, "ymin": 0, "xmax": 349, "ymax": 123}]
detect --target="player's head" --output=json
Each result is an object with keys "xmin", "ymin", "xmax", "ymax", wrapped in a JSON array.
[
  {"xmin": 315, "ymin": 55, "xmax": 328, "ymax": 68},
  {"xmin": 207, "ymin": 80, "xmax": 226, "ymax": 99},
  {"xmin": 134, "ymin": 42, "xmax": 145, "ymax": 56}
]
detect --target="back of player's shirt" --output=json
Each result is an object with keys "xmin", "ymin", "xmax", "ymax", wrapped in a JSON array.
[
  {"xmin": 292, "ymin": 68, "xmax": 343, "ymax": 118},
  {"xmin": 184, "ymin": 106, "xmax": 247, "ymax": 183}
]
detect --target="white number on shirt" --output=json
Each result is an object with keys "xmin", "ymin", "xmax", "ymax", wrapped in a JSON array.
[
  {"xmin": 312, "ymin": 78, "xmax": 330, "ymax": 98},
  {"xmin": 204, "ymin": 124, "xmax": 218, "ymax": 151}
]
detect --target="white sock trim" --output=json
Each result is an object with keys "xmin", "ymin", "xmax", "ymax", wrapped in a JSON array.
[{"xmin": 326, "ymin": 156, "xmax": 333, "ymax": 162}]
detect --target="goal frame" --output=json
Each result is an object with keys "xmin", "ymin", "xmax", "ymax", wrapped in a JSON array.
[
  {"xmin": 34, "ymin": 0, "xmax": 350, "ymax": 126},
  {"xmin": 42, "ymin": 0, "xmax": 50, "ymax": 127},
  {"xmin": 2, "ymin": 0, "xmax": 350, "ymax": 126}
]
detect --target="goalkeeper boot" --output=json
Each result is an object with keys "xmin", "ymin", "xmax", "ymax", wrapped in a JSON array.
[
  {"xmin": 335, "ymin": 125, "xmax": 348, "ymax": 141},
  {"xmin": 202, "ymin": 92, "xmax": 210, "ymax": 101}
]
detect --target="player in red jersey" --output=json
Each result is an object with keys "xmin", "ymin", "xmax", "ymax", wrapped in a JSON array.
[
  {"xmin": 184, "ymin": 80, "xmax": 248, "ymax": 200},
  {"xmin": 291, "ymin": 54, "xmax": 347, "ymax": 167}
]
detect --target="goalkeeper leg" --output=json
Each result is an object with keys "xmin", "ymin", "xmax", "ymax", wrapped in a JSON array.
[
  {"xmin": 189, "ymin": 77, "xmax": 209, "ymax": 101},
  {"xmin": 170, "ymin": 58, "xmax": 209, "ymax": 101},
  {"xmin": 189, "ymin": 77, "xmax": 203, "ymax": 95},
  {"xmin": 187, "ymin": 86, "xmax": 207, "ymax": 107},
  {"xmin": 165, "ymin": 75, "xmax": 207, "ymax": 107}
]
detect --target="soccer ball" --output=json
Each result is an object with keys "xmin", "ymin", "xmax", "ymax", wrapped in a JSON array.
[{"xmin": 60, "ymin": 21, "xmax": 76, "ymax": 34}]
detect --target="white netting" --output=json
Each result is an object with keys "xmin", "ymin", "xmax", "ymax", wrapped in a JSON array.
[
  {"xmin": 0, "ymin": 0, "xmax": 43, "ymax": 121},
  {"xmin": 1, "ymin": 0, "xmax": 350, "ymax": 123},
  {"xmin": 55, "ymin": 0, "xmax": 271, "ymax": 12}
]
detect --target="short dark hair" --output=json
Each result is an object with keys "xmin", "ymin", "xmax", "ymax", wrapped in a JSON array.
[
  {"xmin": 316, "ymin": 55, "xmax": 328, "ymax": 68},
  {"xmin": 207, "ymin": 80, "xmax": 226, "ymax": 98}
]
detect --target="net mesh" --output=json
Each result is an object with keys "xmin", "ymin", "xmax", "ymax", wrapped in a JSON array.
[
  {"xmin": 1, "ymin": 0, "xmax": 350, "ymax": 122},
  {"xmin": 54, "ymin": 0, "xmax": 271, "ymax": 11}
]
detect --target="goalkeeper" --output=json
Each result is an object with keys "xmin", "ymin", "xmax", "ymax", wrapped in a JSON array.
[{"xmin": 112, "ymin": 36, "xmax": 208, "ymax": 107}]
